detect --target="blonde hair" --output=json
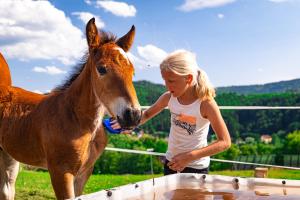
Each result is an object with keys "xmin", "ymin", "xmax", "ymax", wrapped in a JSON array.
[{"xmin": 160, "ymin": 50, "xmax": 215, "ymax": 100}]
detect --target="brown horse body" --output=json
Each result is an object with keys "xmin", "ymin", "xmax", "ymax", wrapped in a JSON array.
[{"xmin": 0, "ymin": 18, "xmax": 141, "ymax": 200}]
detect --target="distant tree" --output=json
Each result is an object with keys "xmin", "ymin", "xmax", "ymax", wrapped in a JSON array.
[
  {"xmin": 211, "ymin": 144, "xmax": 241, "ymax": 171},
  {"xmin": 285, "ymin": 130, "xmax": 300, "ymax": 154},
  {"xmin": 245, "ymin": 137, "xmax": 256, "ymax": 144},
  {"xmin": 239, "ymin": 144, "xmax": 257, "ymax": 155},
  {"xmin": 257, "ymin": 143, "xmax": 276, "ymax": 154},
  {"xmin": 288, "ymin": 122, "xmax": 300, "ymax": 132},
  {"xmin": 221, "ymin": 111, "xmax": 240, "ymax": 139},
  {"xmin": 94, "ymin": 133, "xmax": 166, "ymax": 174},
  {"xmin": 272, "ymin": 133, "xmax": 285, "ymax": 149}
]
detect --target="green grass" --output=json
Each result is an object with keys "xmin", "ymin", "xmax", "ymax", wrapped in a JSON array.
[
  {"xmin": 15, "ymin": 170, "xmax": 161, "ymax": 200},
  {"xmin": 15, "ymin": 169, "xmax": 300, "ymax": 200},
  {"xmin": 16, "ymin": 170, "xmax": 54, "ymax": 200}
]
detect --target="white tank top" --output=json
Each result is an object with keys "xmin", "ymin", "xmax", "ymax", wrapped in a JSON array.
[{"xmin": 166, "ymin": 95, "xmax": 210, "ymax": 169}]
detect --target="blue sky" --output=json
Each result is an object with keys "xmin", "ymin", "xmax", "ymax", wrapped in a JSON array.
[{"xmin": 1, "ymin": 0, "xmax": 300, "ymax": 93}]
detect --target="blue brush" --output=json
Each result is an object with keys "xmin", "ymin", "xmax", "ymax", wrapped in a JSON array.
[{"xmin": 103, "ymin": 118, "xmax": 122, "ymax": 134}]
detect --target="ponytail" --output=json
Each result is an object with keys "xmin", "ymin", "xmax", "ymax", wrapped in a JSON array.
[{"xmin": 195, "ymin": 69, "xmax": 215, "ymax": 101}]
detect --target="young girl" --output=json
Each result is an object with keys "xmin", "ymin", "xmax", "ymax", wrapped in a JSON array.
[{"xmin": 112, "ymin": 50, "xmax": 231, "ymax": 175}]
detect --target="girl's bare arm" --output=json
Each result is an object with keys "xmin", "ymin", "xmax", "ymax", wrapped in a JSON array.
[{"xmin": 140, "ymin": 92, "xmax": 171, "ymax": 125}]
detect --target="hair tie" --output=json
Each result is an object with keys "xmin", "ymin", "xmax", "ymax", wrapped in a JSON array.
[
  {"xmin": 194, "ymin": 70, "xmax": 200, "ymax": 86},
  {"xmin": 197, "ymin": 70, "xmax": 201, "ymax": 79}
]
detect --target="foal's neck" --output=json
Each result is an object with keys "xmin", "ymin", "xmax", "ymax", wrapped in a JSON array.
[{"xmin": 65, "ymin": 63, "xmax": 105, "ymax": 132}]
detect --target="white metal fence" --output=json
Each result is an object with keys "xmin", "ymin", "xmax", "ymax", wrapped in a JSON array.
[
  {"xmin": 104, "ymin": 147, "xmax": 300, "ymax": 170},
  {"xmin": 105, "ymin": 105, "xmax": 300, "ymax": 171}
]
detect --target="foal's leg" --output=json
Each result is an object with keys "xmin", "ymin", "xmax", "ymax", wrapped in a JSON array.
[
  {"xmin": 74, "ymin": 166, "xmax": 94, "ymax": 196},
  {"xmin": 48, "ymin": 168, "xmax": 75, "ymax": 200},
  {"xmin": 74, "ymin": 130, "xmax": 108, "ymax": 196},
  {"xmin": 0, "ymin": 149, "xmax": 19, "ymax": 200}
]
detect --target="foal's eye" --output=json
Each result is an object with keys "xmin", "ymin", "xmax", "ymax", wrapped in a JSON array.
[{"xmin": 97, "ymin": 66, "xmax": 107, "ymax": 75}]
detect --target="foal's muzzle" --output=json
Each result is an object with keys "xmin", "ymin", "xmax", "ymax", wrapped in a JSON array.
[{"xmin": 117, "ymin": 108, "xmax": 142, "ymax": 129}]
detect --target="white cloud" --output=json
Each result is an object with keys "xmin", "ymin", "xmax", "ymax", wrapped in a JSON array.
[
  {"xmin": 128, "ymin": 44, "xmax": 168, "ymax": 69},
  {"xmin": 178, "ymin": 0, "xmax": 236, "ymax": 12},
  {"xmin": 217, "ymin": 13, "xmax": 224, "ymax": 19},
  {"xmin": 33, "ymin": 66, "xmax": 67, "ymax": 75},
  {"xmin": 257, "ymin": 68, "xmax": 264, "ymax": 72},
  {"xmin": 268, "ymin": 0, "xmax": 291, "ymax": 2},
  {"xmin": 33, "ymin": 90, "xmax": 43, "ymax": 94},
  {"xmin": 0, "ymin": 0, "xmax": 86, "ymax": 65},
  {"xmin": 32, "ymin": 89, "xmax": 52, "ymax": 94},
  {"xmin": 96, "ymin": 0, "xmax": 136, "ymax": 17},
  {"xmin": 72, "ymin": 12, "xmax": 105, "ymax": 28},
  {"xmin": 127, "ymin": 52, "xmax": 147, "ymax": 69},
  {"xmin": 84, "ymin": 0, "xmax": 92, "ymax": 5},
  {"xmin": 137, "ymin": 45, "xmax": 168, "ymax": 66}
]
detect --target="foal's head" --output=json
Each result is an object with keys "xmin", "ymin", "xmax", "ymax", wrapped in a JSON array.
[{"xmin": 85, "ymin": 18, "xmax": 141, "ymax": 129}]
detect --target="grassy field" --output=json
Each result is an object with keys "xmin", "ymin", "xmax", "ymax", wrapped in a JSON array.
[
  {"xmin": 15, "ymin": 169, "xmax": 300, "ymax": 200},
  {"xmin": 16, "ymin": 171, "xmax": 161, "ymax": 200}
]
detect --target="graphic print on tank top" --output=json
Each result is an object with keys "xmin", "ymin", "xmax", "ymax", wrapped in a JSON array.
[{"xmin": 171, "ymin": 112, "xmax": 197, "ymax": 135}]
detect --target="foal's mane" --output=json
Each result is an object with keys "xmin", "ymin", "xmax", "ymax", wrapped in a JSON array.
[{"xmin": 54, "ymin": 31, "xmax": 117, "ymax": 92}]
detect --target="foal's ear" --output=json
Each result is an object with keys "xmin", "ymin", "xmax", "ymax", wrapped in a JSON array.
[
  {"xmin": 86, "ymin": 18, "xmax": 100, "ymax": 50},
  {"xmin": 116, "ymin": 25, "xmax": 135, "ymax": 52}
]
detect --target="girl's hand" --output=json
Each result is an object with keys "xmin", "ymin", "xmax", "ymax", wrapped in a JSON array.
[
  {"xmin": 110, "ymin": 119, "xmax": 121, "ymax": 129},
  {"xmin": 167, "ymin": 152, "xmax": 193, "ymax": 172},
  {"xmin": 110, "ymin": 119, "xmax": 132, "ymax": 134}
]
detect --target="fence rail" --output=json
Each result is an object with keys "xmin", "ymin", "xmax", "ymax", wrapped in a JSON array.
[
  {"xmin": 105, "ymin": 147, "xmax": 300, "ymax": 170},
  {"xmin": 141, "ymin": 106, "xmax": 300, "ymax": 110}
]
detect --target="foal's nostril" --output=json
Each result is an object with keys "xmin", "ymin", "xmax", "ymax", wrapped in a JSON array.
[
  {"xmin": 123, "ymin": 108, "xmax": 142, "ymax": 127},
  {"xmin": 124, "ymin": 108, "xmax": 132, "ymax": 120}
]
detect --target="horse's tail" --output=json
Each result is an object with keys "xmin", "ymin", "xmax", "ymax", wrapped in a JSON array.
[{"xmin": 0, "ymin": 52, "xmax": 12, "ymax": 86}]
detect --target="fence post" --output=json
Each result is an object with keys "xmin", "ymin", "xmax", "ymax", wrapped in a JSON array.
[{"xmin": 147, "ymin": 148, "xmax": 154, "ymax": 175}]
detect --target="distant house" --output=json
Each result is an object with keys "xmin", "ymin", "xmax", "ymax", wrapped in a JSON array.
[
  {"xmin": 137, "ymin": 129, "xmax": 144, "ymax": 138},
  {"xmin": 260, "ymin": 134, "xmax": 272, "ymax": 144}
]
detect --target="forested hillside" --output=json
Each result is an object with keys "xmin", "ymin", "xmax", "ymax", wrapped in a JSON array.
[
  {"xmin": 134, "ymin": 80, "xmax": 165, "ymax": 105},
  {"xmin": 135, "ymin": 78, "xmax": 300, "ymax": 99},
  {"xmin": 217, "ymin": 78, "xmax": 300, "ymax": 94},
  {"xmin": 134, "ymin": 80, "xmax": 300, "ymax": 140}
]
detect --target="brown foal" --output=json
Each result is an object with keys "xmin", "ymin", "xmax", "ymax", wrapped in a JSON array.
[{"xmin": 0, "ymin": 18, "xmax": 141, "ymax": 199}]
